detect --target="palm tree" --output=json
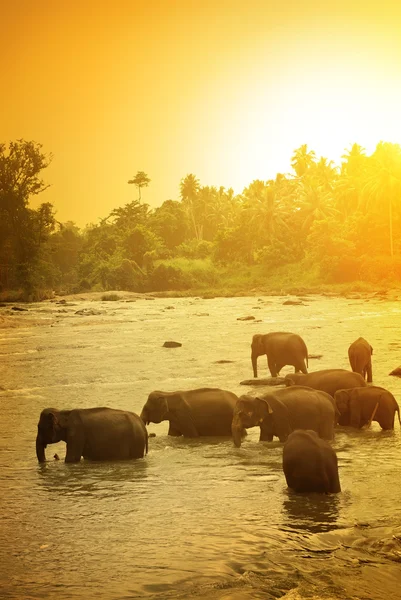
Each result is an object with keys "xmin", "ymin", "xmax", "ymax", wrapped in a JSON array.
[
  {"xmin": 314, "ymin": 157, "xmax": 338, "ymax": 190},
  {"xmin": 291, "ymin": 144, "xmax": 316, "ymax": 177},
  {"xmin": 243, "ymin": 179, "xmax": 289, "ymax": 244},
  {"xmin": 297, "ymin": 179, "xmax": 337, "ymax": 231},
  {"xmin": 335, "ymin": 144, "xmax": 367, "ymax": 216},
  {"xmin": 363, "ymin": 142, "xmax": 401, "ymax": 257},
  {"xmin": 180, "ymin": 173, "xmax": 201, "ymax": 239},
  {"xmin": 128, "ymin": 171, "xmax": 151, "ymax": 201}
]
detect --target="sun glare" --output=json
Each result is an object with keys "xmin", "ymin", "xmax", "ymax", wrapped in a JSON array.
[{"xmin": 201, "ymin": 56, "xmax": 401, "ymax": 191}]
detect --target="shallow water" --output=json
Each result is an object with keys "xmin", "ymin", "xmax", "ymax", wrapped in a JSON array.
[{"xmin": 1, "ymin": 295, "xmax": 401, "ymax": 599}]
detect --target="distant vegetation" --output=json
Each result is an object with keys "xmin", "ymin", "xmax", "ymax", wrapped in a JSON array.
[{"xmin": 1, "ymin": 138, "xmax": 401, "ymax": 300}]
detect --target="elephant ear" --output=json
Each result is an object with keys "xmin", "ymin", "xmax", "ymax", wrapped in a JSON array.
[
  {"xmin": 252, "ymin": 334, "xmax": 263, "ymax": 352},
  {"xmin": 335, "ymin": 390, "xmax": 350, "ymax": 414},
  {"xmin": 259, "ymin": 395, "xmax": 291, "ymax": 440},
  {"xmin": 348, "ymin": 394, "xmax": 363, "ymax": 428},
  {"xmin": 254, "ymin": 396, "xmax": 273, "ymax": 421},
  {"xmin": 148, "ymin": 392, "xmax": 169, "ymax": 420},
  {"xmin": 168, "ymin": 394, "xmax": 199, "ymax": 437},
  {"xmin": 40, "ymin": 409, "xmax": 58, "ymax": 434},
  {"xmin": 370, "ymin": 345, "xmax": 373, "ymax": 355}
]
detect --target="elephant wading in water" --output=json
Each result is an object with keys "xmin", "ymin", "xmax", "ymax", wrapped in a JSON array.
[
  {"xmin": 140, "ymin": 388, "xmax": 242, "ymax": 437},
  {"xmin": 284, "ymin": 369, "xmax": 367, "ymax": 398},
  {"xmin": 36, "ymin": 407, "xmax": 148, "ymax": 463},
  {"xmin": 334, "ymin": 386, "xmax": 401, "ymax": 429},
  {"xmin": 231, "ymin": 386, "xmax": 336, "ymax": 447},
  {"xmin": 251, "ymin": 332, "xmax": 308, "ymax": 378},
  {"xmin": 348, "ymin": 337, "xmax": 373, "ymax": 382},
  {"xmin": 283, "ymin": 430, "xmax": 341, "ymax": 494}
]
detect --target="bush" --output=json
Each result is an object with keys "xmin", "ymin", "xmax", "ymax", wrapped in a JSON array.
[
  {"xmin": 147, "ymin": 264, "xmax": 189, "ymax": 291},
  {"xmin": 359, "ymin": 255, "xmax": 401, "ymax": 283},
  {"xmin": 101, "ymin": 293, "xmax": 122, "ymax": 301},
  {"xmin": 175, "ymin": 239, "xmax": 213, "ymax": 259},
  {"xmin": 146, "ymin": 258, "xmax": 219, "ymax": 291}
]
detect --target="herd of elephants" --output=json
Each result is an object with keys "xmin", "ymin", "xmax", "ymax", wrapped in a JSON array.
[{"xmin": 36, "ymin": 332, "xmax": 401, "ymax": 495}]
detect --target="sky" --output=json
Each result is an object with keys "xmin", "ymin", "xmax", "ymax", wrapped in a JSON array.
[{"xmin": 2, "ymin": 0, "xmax": 401, "ymax": 226}]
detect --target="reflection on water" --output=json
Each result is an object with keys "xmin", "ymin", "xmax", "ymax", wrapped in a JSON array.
[
  {"xmin": 282, "ymin": 492, "xmax": 341, "ymax": 534},
  {"xmin": 1, "ymin": 295, "xmax": 401, "ymax": 599}
]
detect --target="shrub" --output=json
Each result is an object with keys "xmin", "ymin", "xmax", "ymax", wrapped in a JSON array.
[
  {"xmin": 101, "ymin": 293, "xmax": 122, "ymax": 301},
  {"xmin": 175, "ymin": 239, "xmax": 213, "ymax": 259},
  {"xmin": 359, "ymin": 255, "xmax": 401, "ymax": 283}
]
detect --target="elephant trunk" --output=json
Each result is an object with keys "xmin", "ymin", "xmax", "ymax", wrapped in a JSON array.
[
  {"xmin": 251, "ymin": 354, "xmax": 258, "ymax": 378},
  {"xmin": 140, "ymin": 409, "xmax": 149, "ymax": 426},
  {"xmin": 36, "ymin": 434, "xmax": 46, "ymax": 463},
  {"xmin": 232, "ymin": 415, "xmax": 244, "ymax": 448}
]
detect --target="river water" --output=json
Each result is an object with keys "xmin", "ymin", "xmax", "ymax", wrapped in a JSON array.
[{"xmin": 1, "ymin": 294, "xmax": 401, "ymax": 600}]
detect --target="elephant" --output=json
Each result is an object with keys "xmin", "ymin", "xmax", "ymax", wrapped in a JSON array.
[
  {"xmin": 334, "ymin": 386, "xmax": 401, "ymax": 430},
  {"xmin": 284, "ymin": 369, "xmax": 367, "ymax": 398},
  {"xmin": 348, "ymin": 337, "xmax": 373, "ymax": 382},
  {"xmin": 36, "ymin": 407, "xmax": 148, "ymax": 463},
  {"xmin": 140, "ymin": 388, "xmax": 243, "ymax": 437},
  {"xmin": 251, "ymin": 332, "xmax": 308, "ymax": 378},
  {"xmin": 283, "ymin": 430, "xmax": 341, "ymax": 493},
  {"xmin": 231, "ymin": 386, "xmax": 336, "ymax": 447}
]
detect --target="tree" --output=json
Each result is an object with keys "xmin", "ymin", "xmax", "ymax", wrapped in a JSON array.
[
  {"xmin": 128, "ymin": 171, "xmax": 151, "ymax": 201},
  {"xmin": 150, "ymin": 199, "xmax": 189, "ymax": 249},
  {"xmin": 291, "ymin": 144, "xmax": 316, "ymax": 177},
  {"xmin": 180, "ymin": 173, "xmax": 202, "ymax": 240},
  {"xmin": 363, "ymin": 142, "xmax": 401, "ymax": 257},
  {"xmin": 106, "ymin": 199, "xmax": 150, "ymax": 228},
  {"xmin": 0, "ymin": 139, "xmax": 53, "ymax": 291}
]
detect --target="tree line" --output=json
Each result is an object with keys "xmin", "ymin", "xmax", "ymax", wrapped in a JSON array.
[{"xmin": 1, "ymin": 138, "xmax": 401, "ymax": 298}]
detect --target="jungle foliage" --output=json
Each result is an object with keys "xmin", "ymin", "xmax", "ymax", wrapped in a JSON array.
[{"xmin": 2, "ymin": 139, "xmax": 401, "ymax": 298}]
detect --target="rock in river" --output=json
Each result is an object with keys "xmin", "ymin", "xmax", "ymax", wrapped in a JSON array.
[
  {"xmin": 163, "ymin": 341, "xmax": 182, "ymax": 348},
  {"xmin": 240, "ymin": 376, "xmax": 286, "ymax": 386}
]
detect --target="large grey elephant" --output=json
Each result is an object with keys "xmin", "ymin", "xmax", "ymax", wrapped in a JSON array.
[
  {"xmin": 283, "ymin": 430, "xmax": 341, "ymax": 493},
  {"xmin": 251, "ymin": 332, "xmax": 308, "ymax": 378},
  {"xmin": 334, "ymin": 386, "xmax": 401, "ymax": 429},
  {"xmin": 36, "ymin": 407, "xmax": 148, "ymax": 463},
  {"xmin": 231, "ymin": 386, "xmax": 336, "ymax": 447},
  {"xmin": 348, "ymin": 337, "xmax": 373, "ymax": 382},
  {"xmin": 140, "ymin": 388, "xmax": 242, "ymax": 437},
  {"xmin": 284, "ymin": 369, "xmax": 367, "ymax": 398}
]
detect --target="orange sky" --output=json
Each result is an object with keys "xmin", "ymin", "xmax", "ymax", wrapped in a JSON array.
[{"xmin": 2, "ymin": 0, "xmax": 401, "ymax": 226}]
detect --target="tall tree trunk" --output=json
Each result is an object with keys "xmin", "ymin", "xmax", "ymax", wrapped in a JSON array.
[{"xmin": 389, "ymin": 195, "xmax": 394, "ymax": 257}]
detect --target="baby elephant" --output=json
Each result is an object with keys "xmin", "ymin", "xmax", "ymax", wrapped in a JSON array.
[
  {"xmin": 283, "ymin": 430, "xmax": 341, "ymax": 494},
  {"xmin": 348, "ymin": 337, "xmax": 373, "ymax": 382},
  {"xmin": 334, "ymin": 386, "xmax": 401, "ymax": 429}
]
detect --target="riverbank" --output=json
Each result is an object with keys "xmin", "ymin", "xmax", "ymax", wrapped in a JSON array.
[{"xmin": 2, "ymin": 281, "xmax": 401, "ymax": 304}]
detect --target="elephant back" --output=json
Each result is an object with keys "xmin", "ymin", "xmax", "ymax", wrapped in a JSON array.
[{"xmin": 275, "ymin": 386, "xmax": 335, "ymax": 435}]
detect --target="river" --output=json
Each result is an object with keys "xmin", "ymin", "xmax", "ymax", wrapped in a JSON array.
[{"xmin": 1, "ymin": 294, "xmax": 401, "ymax": 600}]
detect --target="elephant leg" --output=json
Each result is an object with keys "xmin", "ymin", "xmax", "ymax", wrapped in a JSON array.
[
  {"xmin": 65, "ymin": 430, "xmax": 84, "ymax": 462},
  {"xmin": 318, "ymin": 421, "xmax": 334, "ymax": 440},
  {"xmin": 267, "ymin": 357, "xmax": 278, "ymax": 377},
  {"xmin": 300, "ymin": 361, "xmax": 308, "ymax": 374},
  {"xmin": 259, "ymin": 424, "xmax": 273, "ymax": 441},
  {"xmin": 168, "ymin": 423, "xmax": 182, "ymax": 436},
  {"xmin": 260, "ymin": 430, "xmax": 273, "ymax": 442}
]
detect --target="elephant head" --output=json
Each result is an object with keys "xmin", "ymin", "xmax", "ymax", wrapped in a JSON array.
[
  {"xmin": 140, "ymin": 392, "xmax": 170, "ymax": 425},
  {"xmin": 334, "ymin": 389, "xmax": 350, "ymax": 417},
  {"xmin": 251, "ymin": 334, "xmax": 265, "ymax": 377},
  {"xmin": 232, "ymin": 394, "xmax": 273, "ymax": 447},
  {"xmin": 36, "ymin": 408, "xmax": 65, "ymax": 463}
]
